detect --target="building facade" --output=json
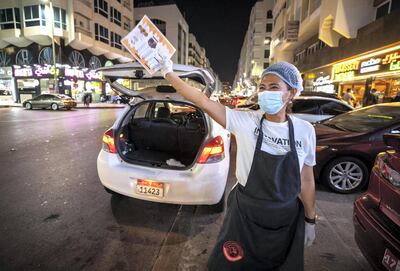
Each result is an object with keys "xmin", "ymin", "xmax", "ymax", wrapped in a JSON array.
[
  {"xmin": 233, "ymin": 0, "xmax": 275, "ymax": 95},
  {"xmin": 134, "ymin": 2, "xmax": 189, "ymax": 65},
  {"xmin": 188, "ymin": 33, "xmax": 207, "ymax": 68},
  {"xmin": 269, "ymin": 0, "xmax": 400, "ymax": 105},
  {"xmin": 0, "ymin": 0, "xmax": 134, "ymax": 104}
]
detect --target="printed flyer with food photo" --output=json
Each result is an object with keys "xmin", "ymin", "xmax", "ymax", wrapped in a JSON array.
[{"xmin": 121, "ymin": 15, "xmax": 176, "ymax": 75}]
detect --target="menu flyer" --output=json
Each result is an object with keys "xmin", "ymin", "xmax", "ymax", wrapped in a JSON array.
[{"xmin": 121, "ymin": 15, "xmax": 176, "ymax": 75}]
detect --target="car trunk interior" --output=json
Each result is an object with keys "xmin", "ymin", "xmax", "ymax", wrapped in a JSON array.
[{"xmin": 116, "ymin": 100, "xmax": 207, "ymax": 169}]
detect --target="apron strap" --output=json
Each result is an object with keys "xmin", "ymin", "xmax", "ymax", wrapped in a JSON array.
[
  {"xmin": 287, "ymin": 116, "xmax": 296, "ymax": 152},
  {"xmin": 256, "ymin": 116, "xmax": 265, "ymax": 150}
]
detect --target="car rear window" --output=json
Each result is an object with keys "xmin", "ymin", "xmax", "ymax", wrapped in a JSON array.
[{"xmin": 323, "ymin": 105, "xmax": 400, "ymax": 132}]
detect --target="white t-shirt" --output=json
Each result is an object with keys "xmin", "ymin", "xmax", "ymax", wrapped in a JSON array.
[{"xmin": 226, "ymin": 107, "xmax": 316, "ymax": 186}]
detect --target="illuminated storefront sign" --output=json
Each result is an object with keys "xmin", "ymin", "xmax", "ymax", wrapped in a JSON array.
[
  {"xmin": 13, "ymin": 65, "xmax": 102, "ymax": 81},
  {"xmin": 390, "ymin": 60, "xmax": 400, "ymax": 71},
  {"xmin": 313, "ymin": 75, "xmax": 335, "ymax": 93},
  {"xmin": 360, "ymin": 58, "xmax": 381, "ymax": 73},
  {"xmin": 331, "ymin": 46, "xmax": 400, "ymax": 81},
  {"xmin": 33, "ymin": 65, "xmax": 60, "ymax": 77},
  {"xmin": 64, "ymin": 67, "xmax": 85, "ymax": 79},
  {"xmin": 333, "ymin": 61, "xmax": 359, "ymax": 81}
]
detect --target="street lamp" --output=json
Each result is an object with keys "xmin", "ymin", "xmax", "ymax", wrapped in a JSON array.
[{"xmin": 42, "ymin": 0, "xmax": 58, "ymax": 92}]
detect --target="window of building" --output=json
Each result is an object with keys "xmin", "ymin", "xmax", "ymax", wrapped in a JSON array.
[
  {"xmin": 264, "ymin": 62, "xmax": 269, "ymax": 69},
  {"xmin": 264, "ymin": 49, "xmax": 270, "ymax": 59},
  {"xmin": 94, "ymin": 0, "xmax": 108, "ymax": 18},
  {"xmin": 376, "ymin": 0, "xmax": 391, "ymax": 20},
  {"xmin": 0, "ymin": 8, "xmax": 21, "ymax": 29},
  {"xmin": 53, "ymin": 7, "xmax": 67, "ymax": 30},
  {"xmin": 110, "ymin": 7, "xmax": 121, "ymax": 26},
  {"xmin": 95, "ymin": 23, "xmax": 109, "ymax": 44},
  {"xmin": 183, "ymin": 29, "xmax": 187, "ymax": 64},
  {"xmin": 24, "ymin": 5, "xmax": 46, "ymax": 27},
  {"xmin": 111, "ymin": 32, "xmax": 122, "ymax": 49},
  {"xmin": 267, "ymin": 10, "xmax": 273, "ymax": 18},
  {"xmin": 151, "ymin": 19, "xmax": 166, "ymax": 36},
  {"xmin": 266, "ymin": 23, "xmax": 273, "ymax": 32}
]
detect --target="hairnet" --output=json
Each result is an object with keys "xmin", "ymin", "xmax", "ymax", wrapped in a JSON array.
[{"xmin": 261, "ymin": 61, "xmax": 303, "ymax": 96}]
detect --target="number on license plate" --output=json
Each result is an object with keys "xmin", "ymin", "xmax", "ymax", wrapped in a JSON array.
[
  {"xmin": 382, "ymin": 249, "xmax": 400, "ymax": 271},
  {"xmin": 136, "ymin": 179, "xmax": 164, "ymax": 198}
]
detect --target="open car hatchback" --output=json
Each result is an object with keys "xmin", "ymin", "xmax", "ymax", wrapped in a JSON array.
[{"xmin": 96, "ymin": 63, "xmax": 231, "ymax": 212}]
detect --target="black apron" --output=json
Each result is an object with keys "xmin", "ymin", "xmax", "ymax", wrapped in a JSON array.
[{"xmin": 208, "ymin": 116, "xmax": 305, "ymax": 271}]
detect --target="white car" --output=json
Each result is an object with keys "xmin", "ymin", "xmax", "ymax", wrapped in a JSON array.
[
  {"xmin": 238, "ymin": 93, "xmax": 353, "ymax": 123},
  {"xmin": 292, "ymin": 95, "xmax": 353, "ymax": 123},
  {"xmin": 96, "ymin": 63, "xmax": 230, "ymax": 212}
]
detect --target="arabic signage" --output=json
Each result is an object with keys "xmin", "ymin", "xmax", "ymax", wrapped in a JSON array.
[
  {"xmin": 332, "ymin": 47, "xmax": 400, "ymax": 81},
  {"xmin": 12, "ymin": 65, "xmax": 102, "ymax": 81}
]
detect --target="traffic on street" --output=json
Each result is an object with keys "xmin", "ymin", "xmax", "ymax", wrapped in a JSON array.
[{"xmin": 1, "ymin": 0, "xmax": 400, "ymax": 270}]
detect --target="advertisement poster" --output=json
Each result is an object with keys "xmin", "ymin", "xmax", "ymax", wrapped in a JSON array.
[{"xmin": 121, "ymin": 15, "xmax": 176, "ymax": 75}]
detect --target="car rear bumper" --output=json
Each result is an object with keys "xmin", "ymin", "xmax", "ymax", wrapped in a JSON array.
[
  {"xmin": 97, "ymin": 150, "xmax": 229, "ymax": 205},
  {"xmin": 353, "ymin": 184, "xmax": 400, "ymax": 270}
]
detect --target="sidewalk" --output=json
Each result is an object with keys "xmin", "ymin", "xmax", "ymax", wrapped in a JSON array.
[{"xmin": 0, "ymin": 102, "xmax": 126, "ymax": 109}]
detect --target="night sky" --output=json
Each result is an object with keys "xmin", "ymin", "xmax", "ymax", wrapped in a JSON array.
[
  {"xmin": 175, "ymin": 0, "xmax": 258, "ymax": 84},
  {"xmin": 135, "ymin": 0, "xmax": 258, "ymax": 84}
]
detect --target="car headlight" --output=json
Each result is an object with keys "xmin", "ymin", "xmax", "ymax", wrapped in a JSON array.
[{"xmin": 316, "ymin": 146, "xmax": 329, "ymax": 152}]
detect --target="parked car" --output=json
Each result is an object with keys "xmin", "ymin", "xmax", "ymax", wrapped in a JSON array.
[
  {"xmin": 23, "ymin": 94, "xmax": 77, "ymax": 110},
  {"xmin": 314, "ymin": 103, "xmax": 400, "ymax": 193},
  {"xmin": 292, "ymin": 95, "xmax": 353, "ymax": 122},
  {"xmin": 237, "ymin": 93, "xmax": 353, "ymax": 123},
  {"xmin": 353, "ymin": 133, "xmax": 400, "ymax": 271},
  {"xmin": 96, "ymin": 63, "xmax": 230, "ymax": 212}
]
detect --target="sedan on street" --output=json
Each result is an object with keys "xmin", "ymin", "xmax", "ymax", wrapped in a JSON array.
[
  {"xmin": 353, "ymin": 133, "xmax": 400, "ymax": 271},
  {"xmin": 23, "ymin": 94, "xmax": 77, "ymax": 110},
  {"xmin": 314, "ymin": 103, "xmax": 400, "ymax": 193}
]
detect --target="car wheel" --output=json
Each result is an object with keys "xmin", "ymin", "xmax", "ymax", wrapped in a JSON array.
[
  {"xmin": 104, "ymin": 186, "xmax": 123, "ymax": 197},
  {"xmin": 25, "ymin": 102, "xmax": 32, "ymax": 110},
  {"xmin": 51, "ymin": 103, "xmax": 58, "ymax": 111},
  {"xmin": 322, "ymin": 156, "xmax": 369, "ymax": 194}
]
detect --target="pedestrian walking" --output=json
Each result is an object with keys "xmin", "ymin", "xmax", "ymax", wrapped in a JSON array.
[
  {"xmin": 393, "ymin": 90, "xmax": 400, "ymax": 102},
  {"xmin": 362, "ymin": 88, "xmax": 378, "ymax": 106},
  {"xmin": 157, "ymin": 56, "xmax": 316, "ymax": 271},
  {"xmin": 343, "ymin": 88, "xmax": 356, "ymax": 107}
]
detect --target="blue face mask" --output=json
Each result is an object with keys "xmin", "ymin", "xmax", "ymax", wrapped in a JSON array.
[{"xmin": 258, "ymin": 91, "xmax": 286, "ymax": 115}]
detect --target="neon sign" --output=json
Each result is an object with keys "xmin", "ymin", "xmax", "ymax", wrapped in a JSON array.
[
  {"xmin": 313, "ymin": 75, "xmax": 332, "ymax": 86},
  {"xmin": 334, "ymin": 71, "xmax": 355, "ymax": 81},
  {"xmin": 390, "ymin": 60, "xmax": 400, "ymax": 71},
  {"xmin": 13, "ymin": 67, "xmax": 33, "ymax": 77},
  {"xmin": 34, "ymin": 65, "xmax": 59, "ymax": 77},
  {"xmin": 334, "ymin": 61, "xmax": 359, "ymax": 74},
  {"xmin": 64, "ymin": 67, "xmax": 85, "ymax": 79},
  {"xmin": 382, "ymin": 52, "xmax": 400, "ymax": 64}
]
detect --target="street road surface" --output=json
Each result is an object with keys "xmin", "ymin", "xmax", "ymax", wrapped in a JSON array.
[{"xmin": 0, "ymin": 108, "xmax": 372, "ymax": 271}]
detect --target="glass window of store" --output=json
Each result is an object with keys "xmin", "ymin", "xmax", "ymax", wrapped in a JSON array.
[{"xmin": 24, "ymin": 5, "xmax": 46, "ymax": 27}]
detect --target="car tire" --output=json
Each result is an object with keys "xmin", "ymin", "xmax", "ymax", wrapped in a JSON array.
[
  {"xmin": 51, "ymin": 103, "xmax": 58, "ymax": 111},
  {"xmin": 322, "ymin": 156, "xmax": 369, "ymax": 194},
  {"xmin": 104, "ymin": 186, "xmax": 123, "ymax": 197},
  {"xmin": 25, "ymin": 102, "xmax": 32, "ymax": 110}
]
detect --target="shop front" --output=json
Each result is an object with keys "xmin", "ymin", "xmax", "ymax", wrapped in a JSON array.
[
  {"xmin": 61, "ymin": 67, "xmax": 103, "ymax": 103},
  {"xmin": 0, "ymin": 67, "xmax": 16, "ymax": 105},
  {"xmin": 332, "ymin": 43, "xmax": 400, "ymax": 104},
  {"xmin": 12, "ymin": 64, "xmax": 104, "ymax": 103}
]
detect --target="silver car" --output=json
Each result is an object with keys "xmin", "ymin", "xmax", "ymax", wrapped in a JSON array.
[{"xmin": 23, "ymin": 94, "xmax": 77, "ymax": 110}]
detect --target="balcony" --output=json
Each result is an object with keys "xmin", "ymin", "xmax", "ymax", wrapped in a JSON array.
[
  {"xmin": 0, "ymin": 28, "xmax": 31, "ymax": 48},
  {"xmin": 70, "ymin": 26, "xmax": 93, "ymax": 50},
  {"xmin": 73, "ymin": 0, "xmax": 92, "ymax": 18}
]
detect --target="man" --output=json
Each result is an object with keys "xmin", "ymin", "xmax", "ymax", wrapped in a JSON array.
[
  {"xmin": 343, "ymin": 88, "xmax": 356, "ymax": 106},
  {"xmin": 157, "ymin": 57, "xmax": 316, "ymax": 270}
]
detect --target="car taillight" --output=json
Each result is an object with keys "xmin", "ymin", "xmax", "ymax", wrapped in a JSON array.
[
  {"xmin": 102, "ymin": 129, "xmax": 117, "ymax": 153},
  {"xmin": 376, "ymin": 152, "xmax": 400, "ymax": 187},
  {"xmin": 197, "ymin": 136, "xmax": 225, "ymax": 164}
]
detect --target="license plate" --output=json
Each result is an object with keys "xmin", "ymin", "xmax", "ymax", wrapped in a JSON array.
[
  {"xmin": 136, "ymin": 179, "xmax": 164, "ymax": 198},
  {"xmin": 382, "ymin": 249, "xmax": 400, "ymax": 271}
]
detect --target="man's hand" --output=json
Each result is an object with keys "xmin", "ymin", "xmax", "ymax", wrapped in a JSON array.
[{"xmin": 304, "ymin": 222, "xmax": 315, "ymax": 247}]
